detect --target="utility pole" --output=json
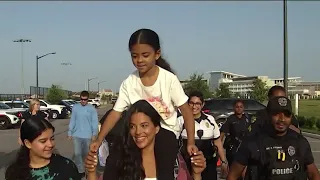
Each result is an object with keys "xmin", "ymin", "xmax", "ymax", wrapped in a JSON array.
[
  {"xmin": 13, "ymin": 39, "xmax": 31, "ymax": 100},
  {"xmin": 36, "ymin": 52, "xmax": 56, "ymax": 98},
  {"xmin": 88, "ymin": 77, "xmax": 98, "ymax": 92},
  {"xmin": 98, "ymin": 80, "xmax": 107, "ymax": 92},
  {"xmin": 283, "ymin": 0, "xmax": 288, "ymax": 95}
]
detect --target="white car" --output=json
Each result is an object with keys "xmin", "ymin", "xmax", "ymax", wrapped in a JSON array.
[
  {"xmin": 0, "ymin": 103, "xmax": 22, "ymax": 130},
  {"xmin": 88, "ymin": 99, "xmax": 100, "ymax": 108},
  {"xmin": 1, "ymin": 101, "xmax": 51, "ymax": 120},
  {"xmin": 24, "ymin": 99, "xmax": 68, "ymax": 119}
]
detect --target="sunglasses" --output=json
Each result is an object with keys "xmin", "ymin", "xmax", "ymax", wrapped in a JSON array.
[{"xmin": 80, "ymin": 98, "xmax": 88, "ymax": 101}]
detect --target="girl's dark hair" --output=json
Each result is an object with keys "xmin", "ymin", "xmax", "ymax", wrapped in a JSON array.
[
  {"xmin": 188, "ymin": 91, "xmax": 204, "ymax": 103},
  {"xmin": 5, "ymin": 118, "xmax": 55, "ymax": 180},
  {"xmin": 128, "ymin": 28, "xmax": 174, "ymax": 74},
  {"xmin": 116, "ymin": 100, "xmax": 161, "ymax": 180}
]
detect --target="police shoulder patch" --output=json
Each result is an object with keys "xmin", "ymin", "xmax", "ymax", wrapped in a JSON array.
[{"xmin": 250, "ymin": 116, "xmax": 257, "ymax": 123}]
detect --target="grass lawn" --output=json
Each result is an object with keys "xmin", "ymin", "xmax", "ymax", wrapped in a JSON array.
[{"xmin": 292, "ymin": 99, "xmax": 320, "ymax": 118}]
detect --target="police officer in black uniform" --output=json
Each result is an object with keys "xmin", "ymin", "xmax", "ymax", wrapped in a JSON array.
[
  {"xmin": 179, "ymin": 91, "xmax": 228, "ymax": 180},
  {"xmin": 250, "ymin": 86, "xmax": 300, "ymax": 136},
  {"xmin": 221, "ymin": 100, "xmax": 251, "ymax": 166},
  {"xmin": 227, "ymin": 96, "xmax": 320, "ymax": 180}
]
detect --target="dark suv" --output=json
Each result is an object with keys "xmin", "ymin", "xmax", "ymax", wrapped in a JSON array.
[{"xmin": 202, "ymin": 98, "xmax": 266, "ymax": 128}]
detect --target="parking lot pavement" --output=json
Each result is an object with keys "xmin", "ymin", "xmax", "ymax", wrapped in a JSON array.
[{"xmin": 0, "ymin": 104, "xmax": 319, "ymax": 179}]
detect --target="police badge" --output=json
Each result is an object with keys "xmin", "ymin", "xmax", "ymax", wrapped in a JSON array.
[{"xmin": 250, "ymin": 116, "xmax": 257, "ymax": 124}]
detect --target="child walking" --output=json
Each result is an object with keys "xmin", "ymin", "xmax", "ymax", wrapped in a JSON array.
[{"xmin": 90, "ymin": 28, "xmax": 197, "ymax": 179}]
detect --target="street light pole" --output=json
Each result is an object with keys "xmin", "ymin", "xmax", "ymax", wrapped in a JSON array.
[
  {"xmin": 88, "ymin": 77, "xmax": 98, "ymax": 92},
  {"xmin": 98, "ymin": 80, "xmax": 107, "ymax": 92},
  {"xmin": 283, "ymin": 0, "xmax": 288, "ymax": 95},
  {"xmin": 13, "ymin": 39, "xmax": 31, "ymax": 100},
  {"xmin": 36, "ymin": 52, "xmax": 56, "ymax": 98}
]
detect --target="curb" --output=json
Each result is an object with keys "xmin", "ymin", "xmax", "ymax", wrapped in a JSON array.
[{"xmin": 302, "ymin": 131, "xmax": 320, "ymax": 140}]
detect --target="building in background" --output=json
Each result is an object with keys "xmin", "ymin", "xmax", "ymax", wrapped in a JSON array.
[{"xmin": 179, "ymin": 71, "xmax": 320, "ymax": 99}]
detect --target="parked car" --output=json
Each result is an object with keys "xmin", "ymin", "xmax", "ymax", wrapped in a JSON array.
[
  {"xmin": 1, "ymin": 100, "xmax": 51, "ymax": 120},
  {"xmin": 24, "ymin": 99, "xmax": 68, "ymax": 119},
  {"xmin": 0, "ymin": 103, "xmax": 23, "ymax": 130},
  {"xmin": 88, "ymin": 99, "xmax": 100, "ymax": 108},
  {"xmin": 59, "ymin": 100, "xmax": 75, "ymax": 114},
  {"xmin": 202, "ymin": 98, "xmax": 266, "ymax": 128}
]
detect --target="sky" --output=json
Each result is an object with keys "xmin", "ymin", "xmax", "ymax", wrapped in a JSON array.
[{"xmin": 0, "ymin": 1, "xmax": 319, "ymax": 94}]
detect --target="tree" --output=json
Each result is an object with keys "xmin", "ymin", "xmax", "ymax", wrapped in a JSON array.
[
  {"xmin": 183, "ymin": 73, "xmax": 213, "ymax": 99},
  {"xmin": 100, "ymin": 94, "xmax": 107, "ymax": 105},
  {"xmin": 249, "ymin": 79, "xmax": 268, "ymax": 103},
  {"xmin": 215, "ymin": 83, "xmax": 231, "ymax": 98},
  {"xmin": 233, "ymin": 92, "xmax": 241, "ymax": 98},
  {"xmin": 46, "ymin": 84, "xmax": 68, "ymax": 104}
]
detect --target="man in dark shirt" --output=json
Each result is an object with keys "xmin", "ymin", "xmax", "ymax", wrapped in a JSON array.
[
  {"xmin": 227, "ymin": 96, "xmax": 320, "ymax": 180},
  {"xmin": 250, "ymin": 85, "xmax": 300, "ymax": 136}
]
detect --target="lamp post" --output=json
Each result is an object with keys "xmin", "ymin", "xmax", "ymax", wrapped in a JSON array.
[
  {"xmin": 88, "ymin": 77, "xmax": 98, "ymax": 92},
  {"xmin": 13, "ymin": 39, "xmax": 31, "ymax": 100},
  {"xmin": 283, "ymin": 0, "xmax": 288, "ymax": 95},
  {"xmin": 36, "ymin": 52, "xmax": 56, "ymax": 98},
  {"xmin": 98, "ymin": 80, "xmax": 107, "ymax": 92}
]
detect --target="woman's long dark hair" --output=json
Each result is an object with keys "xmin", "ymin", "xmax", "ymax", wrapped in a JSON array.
[
  {"xmin": 5, "ymin": 118, "xmax": 55, "ymax": 180},
  {"xmin": 129, "ymin": 28, "xmax": 175, "ymax": 74},
  {"xmin": 115, "ymin": 100, "xmax": 161, "ymax": 180}
]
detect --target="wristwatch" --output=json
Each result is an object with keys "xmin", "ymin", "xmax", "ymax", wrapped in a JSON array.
[{"xmin": 221, "ymin": 160, "xmax": 228, "ymax": 165}]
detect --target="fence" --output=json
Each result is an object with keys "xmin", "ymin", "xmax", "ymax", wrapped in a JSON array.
[
  {"xmin": 29, "ymin": 86, "xmax": 72, "ymax": 98},
  {"xmin": 0, "ymin": 87, "xmax": 72, "ymax": 101}
]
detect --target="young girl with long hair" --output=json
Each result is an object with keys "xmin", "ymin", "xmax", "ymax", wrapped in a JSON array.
[
  {"xmin": 6, "ymin": 117, "xmax": 80, "ymax": 180},
  {"xmin": 90, "ymin": 28, "xmax": 198, "ymax": 179}
]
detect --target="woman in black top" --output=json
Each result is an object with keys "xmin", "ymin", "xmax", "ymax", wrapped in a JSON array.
[
  {"xmin": 22, "ymin": 98, "xmax": 48, "ymax": 123},
  {"xmin": 19, "ymin": 99, "xmax": 47, "ymax": 145},
  {"xmin": 5, "ymin": 117, "xmax": 81, "ymax": 180}
]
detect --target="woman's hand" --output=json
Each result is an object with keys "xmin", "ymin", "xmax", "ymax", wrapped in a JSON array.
[
  {"xmin": 191, "ymin": 151, "xmax": 206, "ymax": 175},
  {"xmin": 85, "ymin": 150, "xmax": 98, "ymax": 173}
]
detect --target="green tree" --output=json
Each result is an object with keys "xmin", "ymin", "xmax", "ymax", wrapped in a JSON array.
[
  {"xmin": 215, "ymin": 83, "xmax": 231, "ymax": 98},
  {"xmin": 233, "ymin": 92, "xmax": 241, "ymax": 98},
  {"xmin": 100, "ymin": 94, "xmax": 107, "ymax": 105},
  {"xmin": 183, "ymin": 73, "xmax": 213, "ymax": 99},
  {"xmin": 46, "ymin": 84, "xmax": 68, "ymax": 104},
  {"xmin": 249, "ymin": 79, "xmax": 268, "ymax": 103}
]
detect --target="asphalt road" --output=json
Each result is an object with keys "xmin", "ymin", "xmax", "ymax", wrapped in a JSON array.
[{"xmin": 0, "ymin": 105, "xmax": 320, "ymax": 179}]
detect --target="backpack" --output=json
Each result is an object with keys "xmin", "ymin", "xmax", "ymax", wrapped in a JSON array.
[{"xmin": 257, "ymin": 133, "xmax": 306, "ymax": 180}]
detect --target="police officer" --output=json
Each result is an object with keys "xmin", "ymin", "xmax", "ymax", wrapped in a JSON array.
[
  {"xmin": 221, "ymin": 100, "xmax": 250, "ymax": 179},
  {"xmin": 227, "ymin": 96, "xmax": 320, "ymax": 180},
  {"xmin": 179, "ymin": 91, "xmax": 228, "ymax": 180},
  {"xmin": 250, "ymin": 86, "xmax": 300, "ymax": 136}
]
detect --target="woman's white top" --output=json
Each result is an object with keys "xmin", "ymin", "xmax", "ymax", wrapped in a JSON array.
[{"xmin": 144, "ymin": 178, "xmax": 157, "ymax": 180}]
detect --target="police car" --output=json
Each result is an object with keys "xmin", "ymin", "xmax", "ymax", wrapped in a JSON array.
[
  {"xmin": 202, "ymin": 98, "xmax": 266, "ymax": 128},
  {"xmin": 0, "ymin": 103, "xmax": 23, "ymax": 130}
]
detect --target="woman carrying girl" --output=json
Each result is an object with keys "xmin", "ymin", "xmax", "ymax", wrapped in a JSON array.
[
  {"xmin": 90, "ymin": 28, "xmax": 198, "ymax": 179},
  {"xmin": 86, "ymin": 100, "xmax": 205, "ymax": 180}
]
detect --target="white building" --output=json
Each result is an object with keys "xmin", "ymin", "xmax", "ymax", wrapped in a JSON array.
[{"xmin": 208, "ymin": 71, "xmax": 318, "ymax": 97}]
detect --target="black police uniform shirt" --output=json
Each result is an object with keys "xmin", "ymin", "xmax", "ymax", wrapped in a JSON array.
[
  {"xmin": 250, "ymin": 108, "xmax": 300, "ymax": 136},
  {"xmin": 234, "ymin": 127, "xmax": 314, "ymax": 180},
  {"xmin": 221, "ymin": 113, "xmax": 251, "ymax": 139},
  {"xmin": 22, "ymin": 110, "xmax": 47, "ymax": 123},
  {"xmin": 29, "ymin": 154, "xmax": 81, "ymax": 180}
]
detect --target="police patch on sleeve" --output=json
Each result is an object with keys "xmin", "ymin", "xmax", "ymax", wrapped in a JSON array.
[{"xmin": 250, "ymin": 116, "xmax": 256, "ymax": 123}]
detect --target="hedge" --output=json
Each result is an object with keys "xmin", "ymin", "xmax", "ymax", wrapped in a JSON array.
[{"xmin": 297, "ymin": 116, "xmax": 320, "ymax": 130}]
